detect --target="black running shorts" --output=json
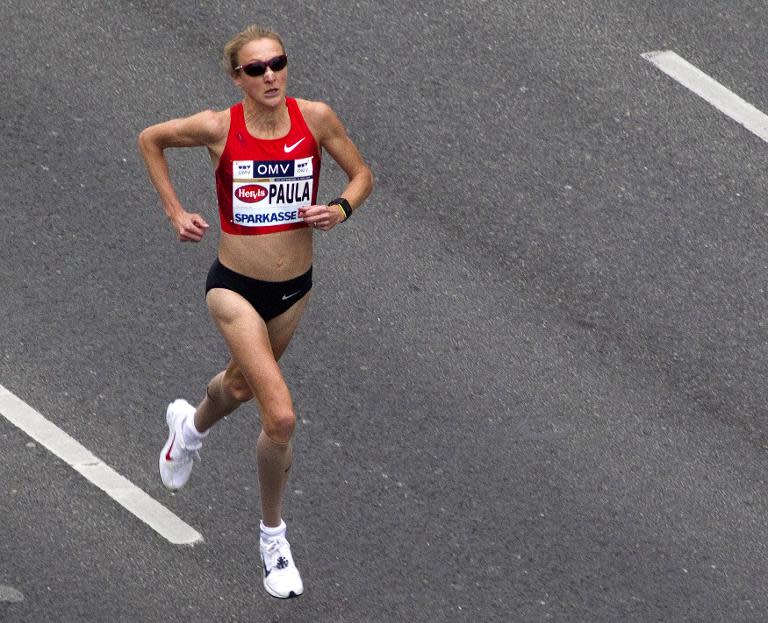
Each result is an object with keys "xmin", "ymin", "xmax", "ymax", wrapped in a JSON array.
[{"xmin": 205, "ymin": 258, "xmax": 312, "ymax": 322}]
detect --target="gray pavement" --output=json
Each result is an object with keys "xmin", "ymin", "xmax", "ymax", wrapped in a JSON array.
[{"xmin": 2, "ymin": 1, "xmax": 768, "ymax": 621}]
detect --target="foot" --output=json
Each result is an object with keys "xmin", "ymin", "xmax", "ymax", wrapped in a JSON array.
[
  {"xmin": 260, "ymin": 523, "xmax": 304, "ymax": 598},
  {"xmin": 159, "ymin": 399, "xmax": 200, "ymax": 490}
]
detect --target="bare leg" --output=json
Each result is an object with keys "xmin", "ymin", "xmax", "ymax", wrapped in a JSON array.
[
  {"xmin": 193, "ymin": 365, "xmax": 253, "ymax": 433},
  {"xmin": 256, "ymin": 431, "xmax": 293, "ymax": 526},
  {"xmin": 206, "ymin": 288, "xmax": 310, "ymax": 527},
  {"xmin": 256, "ymin": 293, "xmax": 311, "ymax": 525}
]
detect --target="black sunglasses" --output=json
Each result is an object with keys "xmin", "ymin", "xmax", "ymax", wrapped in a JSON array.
[{"xmin": 235, "ymin": 55, "xmax": 288, "ymax": 77}]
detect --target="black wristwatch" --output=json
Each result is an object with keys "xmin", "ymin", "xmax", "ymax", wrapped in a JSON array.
[{"xmin": 329, "ymin": 197, "xmax": 352, "ymax": 221}]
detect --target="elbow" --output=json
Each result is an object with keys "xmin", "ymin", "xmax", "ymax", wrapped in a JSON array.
[
  {"xmin": 137, "ymin": 126, "xmax": 160, "ymax": 157},
  {"xmin": 362, "ymin": 165, "xmax": 374, "ymax": 198},
  {"xmin": 137, "ymin": 128, "xmax": 150, "ymax": 155}
]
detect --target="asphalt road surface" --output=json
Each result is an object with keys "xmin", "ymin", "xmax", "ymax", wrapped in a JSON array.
[{"xmin": 3, "ymin": 1, "xmax": 768, "ymax": 621}]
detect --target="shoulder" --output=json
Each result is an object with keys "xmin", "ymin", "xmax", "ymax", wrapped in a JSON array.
[
  {"xmin": 139, "ymin": 106, "xmax": 233, "ymax": 150},
  {"xmin": 295, "ymin": 98, "xmax": 335, "ymax": 123},
  {"xmin": 294, "ymin": 98, "xmax": 344, "ymax": 141},
  {"xmin": 185, "ymin": 108, "xmax": 231, "ymax": 144}
]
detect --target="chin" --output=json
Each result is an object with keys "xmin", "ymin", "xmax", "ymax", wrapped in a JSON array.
[{"xmin": 262, "ymin": 93, "xmax": 284, "ymax": 106}]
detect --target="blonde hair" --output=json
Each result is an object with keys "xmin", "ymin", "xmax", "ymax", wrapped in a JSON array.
[{"xmin": 222, "ymin": 24, "xmax": 285, "ymax": 76}]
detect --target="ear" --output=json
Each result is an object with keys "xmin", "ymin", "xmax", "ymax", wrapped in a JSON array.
[{"xmin": 231, "ymin": 71, "xmax": 243, "ymax": 89}]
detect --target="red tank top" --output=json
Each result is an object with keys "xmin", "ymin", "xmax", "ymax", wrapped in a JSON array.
[{"xmin": 215, "ymin": 97, "xmax": 321, "ymax": 235}]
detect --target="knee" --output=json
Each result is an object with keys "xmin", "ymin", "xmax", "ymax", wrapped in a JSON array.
[
  {"xmin": 221, "ymin": 370, "xmax": 254, "ymax": 404},
  {"xmin": 262, "ymin": 408, "xmax": 296, "ymax": 444}
]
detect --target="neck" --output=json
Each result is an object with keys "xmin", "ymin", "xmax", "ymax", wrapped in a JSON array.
[{"xmin": 243, "ymin": 96, "xmax": 287, "ymax": 133}]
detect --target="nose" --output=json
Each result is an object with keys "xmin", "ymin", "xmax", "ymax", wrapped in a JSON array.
[{"xmin": 263, "ymin": 67, "xmax": 276, "ymax": 82}]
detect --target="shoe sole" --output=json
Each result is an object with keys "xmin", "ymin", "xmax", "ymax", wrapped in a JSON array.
[
  {"xmin": 263, "ymin": 582, "xmax": 303, "ymax": 599},
  {"xmin": 261, "ymin": 554, "xmax": 303, "ymax": 599}
]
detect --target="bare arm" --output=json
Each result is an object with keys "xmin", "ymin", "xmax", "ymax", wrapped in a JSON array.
[
  {"xmin": 298, "ymin": 101, "xmax": 374, "ymax": 230},
  {"xmin": 137, "ymin": 110, "xmax": 228, "ymax": 241}
]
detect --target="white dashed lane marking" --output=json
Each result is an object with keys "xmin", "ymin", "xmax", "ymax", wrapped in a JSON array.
[
  {"xmin": 0, "ymin": 384, "xmax": 203, "ymax": 546},
  {"xmin": 643, "ymin": 50, "xmax": 768, "ymax": 143}
]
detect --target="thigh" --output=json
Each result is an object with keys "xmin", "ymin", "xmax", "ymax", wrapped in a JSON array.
[
  {"xmin": 206, "ymin": 288, "xmax": 292, "ymax": 415},
  {"xmin": 219, "ymin": 291, "xmax": 311, "ymax": 376},
  {"xmin": 267, "ymin": 291, "xmax": 311, "ymax": 361}
]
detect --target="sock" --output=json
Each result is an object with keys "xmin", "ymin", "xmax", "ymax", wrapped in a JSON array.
[
  {"xmin": 182, "ymin": 411, "xmax": 208, "ymax": 449},
  {"xmin": 260, "ymin": 519, "xmax": 287, "ymax": 542}
]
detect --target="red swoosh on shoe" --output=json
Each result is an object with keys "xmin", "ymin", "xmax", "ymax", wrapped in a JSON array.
[{"xmin": 165, "ymin": 432, "xmax": 176, "ymax": 462}]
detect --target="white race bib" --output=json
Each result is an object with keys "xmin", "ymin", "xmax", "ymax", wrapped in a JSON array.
[{"xmin": 232, "ymin": 158, "xmax": 314, "ymax": 228}]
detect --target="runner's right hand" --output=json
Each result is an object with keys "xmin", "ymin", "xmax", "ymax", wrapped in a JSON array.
[{"xmin": 171, "ymin": 211, "xmax": 209, "ymax": 242}]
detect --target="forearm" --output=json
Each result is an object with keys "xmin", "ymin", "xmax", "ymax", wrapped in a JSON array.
[
  {"xmin": 137, "ymin": 131, "xmax": 185, "ymax": 220},
  {"xmin": 335, "ymin": 166, "xmax": 374, "ymax": 213}
]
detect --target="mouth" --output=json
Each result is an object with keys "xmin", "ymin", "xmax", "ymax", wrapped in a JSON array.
[{"xmin": 265, "ymin": 88, "xmax": 280, "ymax": 97}]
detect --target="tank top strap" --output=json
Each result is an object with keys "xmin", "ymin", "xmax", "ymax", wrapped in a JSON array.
[
  {"xmin": 285, "ymin": 97, "xmax": 313, "ymax": 139},
  {"xmin": 229, "ymin": 101, "xmax": 246, "ymax": 134}
]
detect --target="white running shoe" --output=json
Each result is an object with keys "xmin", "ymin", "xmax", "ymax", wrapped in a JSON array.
[
  {"xmin": 159, "ymin": 399, "xmax": 200, "ymax": 491},
  {"xmin": 260, "ymin": 527, "xmax": 304, "ymax": 599}
]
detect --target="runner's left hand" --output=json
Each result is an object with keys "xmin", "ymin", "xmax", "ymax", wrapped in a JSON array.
[{"xmin": 298, "ymin": 204, "xmax": 345, "ymax": 231}]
